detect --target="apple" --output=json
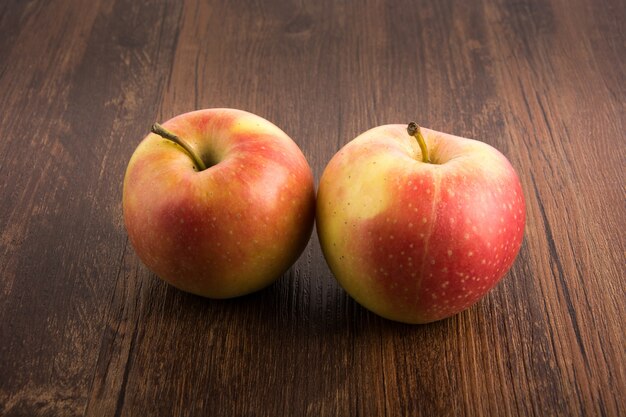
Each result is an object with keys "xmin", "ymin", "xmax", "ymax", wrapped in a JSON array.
[
  {"xmin": 123, "ymin": 108, "xmax": 315, "ymax": 298},
  {"xmin": 316, "ymin": 122, "xmax": 525, "ymax": 323}
]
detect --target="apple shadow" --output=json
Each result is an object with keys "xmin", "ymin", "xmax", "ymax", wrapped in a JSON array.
[{"xmin": 129, "ymin": 261, "xmax": 490, "ymax": 415}]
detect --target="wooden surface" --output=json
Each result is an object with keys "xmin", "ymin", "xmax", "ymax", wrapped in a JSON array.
[{"xmin": 0, "ymin": 0, "xmax": 624, "ymax": 416}]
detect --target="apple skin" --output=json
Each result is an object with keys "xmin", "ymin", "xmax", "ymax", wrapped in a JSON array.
[
  {"xmin": 317, "ymin": 124, "xmax": 525, "ymax": 323},
  {"xmin": 123, "ymin": 108, "xmax": 315, "ymax": 298}
]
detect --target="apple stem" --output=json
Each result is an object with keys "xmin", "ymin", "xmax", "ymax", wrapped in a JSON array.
[
  {"xmin": 151, "ymin": 123, "xmax": 207, "ymax": 171},
  {"xmin": 407, "ymin": 122, "xmax": 430, "ymax": 163}
]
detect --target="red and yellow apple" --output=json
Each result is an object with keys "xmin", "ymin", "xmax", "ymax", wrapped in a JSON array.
[
  {"xmin": 123, "ymin": 108, "xmax": 315, "ymax": 298},
  {"xmin": 317, "ymin": 123, "xmax": 525, "ymax": 323}
]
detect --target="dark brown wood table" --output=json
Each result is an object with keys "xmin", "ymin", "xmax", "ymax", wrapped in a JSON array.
[{"xmin": 1, "ymin": 1, "xmax": 624, "ymax": 416}]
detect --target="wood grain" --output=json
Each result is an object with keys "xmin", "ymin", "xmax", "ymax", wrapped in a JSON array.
[{"xmin": 0, "ymin": 0, "xmax": 624, "ymax": 416}]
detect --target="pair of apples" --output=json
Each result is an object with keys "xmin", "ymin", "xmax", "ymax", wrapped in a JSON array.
[{"xmin": 123, "ymin": 109, "xmax": 525, "ymax": 324}]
